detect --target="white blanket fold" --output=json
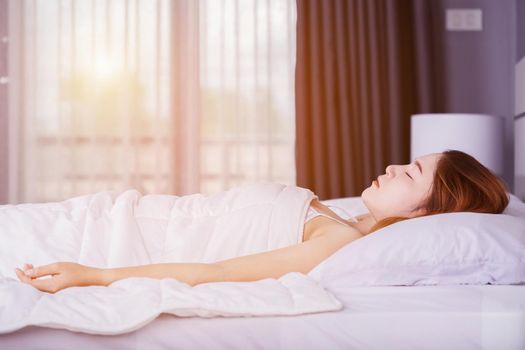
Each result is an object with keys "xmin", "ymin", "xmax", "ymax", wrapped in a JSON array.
[{"xmin": 0, "ymin": 182, "xmax": 342, "ymax": 335}]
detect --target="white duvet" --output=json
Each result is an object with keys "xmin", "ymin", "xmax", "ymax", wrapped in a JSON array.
[{"xmin": 0, "ymin": 182, "xmax": 343, "ymax": 335}]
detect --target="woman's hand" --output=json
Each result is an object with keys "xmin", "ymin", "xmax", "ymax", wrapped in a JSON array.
[{"xmin": 14, "ymin": 262, "xmax": 103, "ymax": 294}]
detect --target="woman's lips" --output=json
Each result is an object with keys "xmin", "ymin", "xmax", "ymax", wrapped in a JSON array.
[{"xmin": 373, "ymin": 179, "xmax": 379, "ymax": 187}]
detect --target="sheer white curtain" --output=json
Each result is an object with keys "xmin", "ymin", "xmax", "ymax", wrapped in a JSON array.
[{"xmin": 5, "ymin": 0, "xmax": 296, "ymax": 203}]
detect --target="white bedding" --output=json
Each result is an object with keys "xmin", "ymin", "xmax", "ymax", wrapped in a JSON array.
[
  {"xmin": 0, "ymin": 182, "xmax": 343, "ymax": 335},
  {"xmin": 1, "ymin": 284, "xmax": 524, "ymax": 350},
  {"xmin": 2, "ymin": 185, "xmax": 524, "ymax": 347}
]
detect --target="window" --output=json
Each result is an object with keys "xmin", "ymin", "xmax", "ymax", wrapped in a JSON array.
[{"xmin": 5, "ymin": 0, "xmax": 296, "ymax": 203}]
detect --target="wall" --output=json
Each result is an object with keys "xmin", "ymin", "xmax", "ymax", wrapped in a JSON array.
[
  {"xmin": 518, "ymin": 0, "xmax": 525, "ymax": 61},
  {"xmin": 516, "ymin": 0, "xmax": 525, "ymax": 199},
  {"xmin": 429, "ymin": 0, "xmax": 516, "ymax": 191}
]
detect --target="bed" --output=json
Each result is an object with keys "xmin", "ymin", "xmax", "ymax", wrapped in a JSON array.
[
  {"xmin": 1, "ymin": 283, "xmax": 524, "ymax": 349},
  {"xmin": 1, "ymin": 192, "xmax": 524, "ymax": 349}
]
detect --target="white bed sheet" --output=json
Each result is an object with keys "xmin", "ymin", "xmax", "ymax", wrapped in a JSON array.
[{"xmin": 1, "ymin": 283, "xmax": 524, "ymax": 350}]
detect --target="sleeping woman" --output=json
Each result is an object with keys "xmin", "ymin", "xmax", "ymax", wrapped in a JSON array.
[{"xmin": 14, "ymin": 149, "xmax": 509, "ymax": 293}]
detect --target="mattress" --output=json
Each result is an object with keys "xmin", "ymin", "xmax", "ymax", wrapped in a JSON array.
[{"xmin": 1, "ymin": 283, "xmax": 524, "ymax": 350}]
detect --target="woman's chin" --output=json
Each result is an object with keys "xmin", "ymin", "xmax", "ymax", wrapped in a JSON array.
[
  {"xmin": 362, "ymin": 182, "xmax": 376, "ymax": 194},
  {"xmin": 360, "ymin": 186, "xmax": 372, "ymax": 199}
]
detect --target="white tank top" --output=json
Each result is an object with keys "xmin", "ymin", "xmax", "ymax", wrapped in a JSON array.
[{"xmin": 305, "ymin": 204, "xmax": 359, "ymax": 225}]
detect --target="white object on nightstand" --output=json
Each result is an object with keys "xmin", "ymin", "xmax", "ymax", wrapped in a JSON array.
[{"xmin": 411, "ymin": 113, "xmax": 504, "ymax": 177}]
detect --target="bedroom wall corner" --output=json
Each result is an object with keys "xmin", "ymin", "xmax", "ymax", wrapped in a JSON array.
[{"xmin": 515, "ymin": 0, "xmax": 525, "ymax": 200}]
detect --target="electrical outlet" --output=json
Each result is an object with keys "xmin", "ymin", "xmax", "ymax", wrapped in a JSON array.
[{"xmin": 446, "ymin": 9, "xmax": 483, "ymax": 31}]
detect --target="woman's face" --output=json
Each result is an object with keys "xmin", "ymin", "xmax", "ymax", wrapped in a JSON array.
[{"xmin": 361, "ymin": 152, "xmax": 442, "ymax": 221}]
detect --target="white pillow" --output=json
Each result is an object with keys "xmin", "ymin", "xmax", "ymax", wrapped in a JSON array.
[{"xmin": 309, "ymin": 193, "xmax": 525, "ymax": 289}]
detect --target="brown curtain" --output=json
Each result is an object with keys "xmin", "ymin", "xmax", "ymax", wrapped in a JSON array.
[{"xmin": 295, "ymin": 0, "xmax": 442, "ymax": 199}]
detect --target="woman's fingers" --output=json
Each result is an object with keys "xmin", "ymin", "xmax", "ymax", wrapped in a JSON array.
[
  {"xmin": 26, "ymin": 277, "xmax": 58, "ymax": 293},
  {"xmin": 15, "ymin": 262, "xmax": 84, "ymax": 294},
  {"xmin": 23, "ymin": 263, "xmax": 59, "ymax": 278},
  {"xmin": 15, "ymin": 268, "xmax": 31, "ymax": 283},
  {"xmin": 15, "ymin": 267, "xmax": 59, "ymax": 293}
]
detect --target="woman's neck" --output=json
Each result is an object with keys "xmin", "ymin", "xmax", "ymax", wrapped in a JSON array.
[
  {"xmin": 312, "ymin": 198, "xmax": 377, "ymax": 235},
  {"xmin": 349, "ymin": 213, "xmax": 377, "ymax": 236}
]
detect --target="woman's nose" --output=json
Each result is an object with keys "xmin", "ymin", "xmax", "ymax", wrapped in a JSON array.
[{"xmin": 385, "ymin": 164, "xmax": 403, "ymax": 177}]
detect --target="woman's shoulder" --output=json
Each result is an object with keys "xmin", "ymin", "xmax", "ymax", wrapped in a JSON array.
[{"xmin": 304, "ymin": 215, "xmax": 364, "ymax": 242}]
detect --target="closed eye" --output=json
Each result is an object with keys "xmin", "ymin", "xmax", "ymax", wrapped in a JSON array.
[{"xmin": 406, "ymin": 172, "xmax": 412, "ymax": 180}]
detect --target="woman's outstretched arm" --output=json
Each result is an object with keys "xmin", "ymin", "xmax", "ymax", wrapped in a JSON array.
[
  {"xmin": 14, "ymin": 261, "xmax": 223, "ymax": 293},
  {"xmin": 15, "ymin": 226, "xmax": 363, "ymax": 294}
]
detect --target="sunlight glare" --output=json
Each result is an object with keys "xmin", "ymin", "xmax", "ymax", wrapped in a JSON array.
[{"xmin": 94, "ymin": 56, "xmax": 119, "ymax": 81}]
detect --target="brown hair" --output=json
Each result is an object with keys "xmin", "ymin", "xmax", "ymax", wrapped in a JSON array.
[{"xmin": 368, "ymin": 149, "xmax": 509, "ymax": 234}]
